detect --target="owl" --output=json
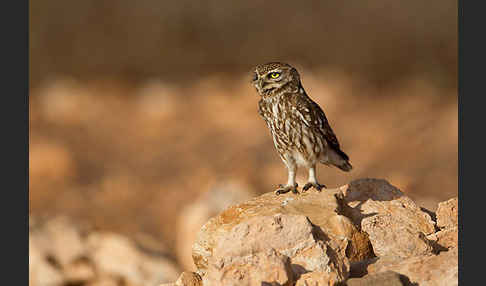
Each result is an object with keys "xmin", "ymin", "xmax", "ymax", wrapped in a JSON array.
[{"xmin": 252, "ymin": 62, "xmax": 352, "ymax": 195}]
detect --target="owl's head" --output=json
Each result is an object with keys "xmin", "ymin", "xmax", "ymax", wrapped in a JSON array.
[{"xmin": 252, "ymin": 62, "xmax": 301, "ymax": 96}]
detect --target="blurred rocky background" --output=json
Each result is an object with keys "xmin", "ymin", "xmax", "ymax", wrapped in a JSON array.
[{"xmin": 29, "ymin": 0, "xmax": 457, "ymax": 285}]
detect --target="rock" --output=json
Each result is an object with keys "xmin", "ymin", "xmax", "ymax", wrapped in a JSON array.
[
  {"xmin": 192, "ymin": 187, "xmax": 368, "ymax": 284},
  {"xmin": 209, "ymin": 214, "xmax": 347, "ymax": 280},
  {"xmin": 160, "ymin": 271, "xmax": 203, "ymax": 286},
  {"xmin": 30, "ymin": 216, "xmax": 85, "ymax": 267},
  {"xmin": 295, "ymin": 271, "xmax": 343, "ymax": 286},
  {"xmin": 426, "ymin": 227, "xmax": 458, "ymax": 250},
  {"xmin": 85, "ymin": 275, "xmax": 119, "ymax": 286},
  {"xmin": 436, "ymin": 198, "xmax": 458, "ymax": 229},
  {"xmin": 29, "ymin": 216, "xmax": 180, "ymax": 286},
  {"xmin": 367, "ymin": 247, "xmax": 458, "ymax": 286},
  {"xmin": 63, "ymin": 259, "xmax": 96, "ymax": 284},
  {"xmin": 425, "ymin": 197, "xmax": 458, "ymax": 251},
  {"xmin": 424, "ymin": 197, "xmax": 458, "ymax": 251},
  {"xmin": 361, "ymin": 214, "xmax": 434, "ymax": 259},
  {"xmin": 348, "ymin": 258, "xmax": 379, "ymax": 279},
  {"xmin": 344, "ymin": 231, "xmax": 374, "ymax": 263},
  {"xmin": 176, "ymin": 180, "xmax": 255, "ymax": 271},
  {"xmin": 86, "ymin": 232, "xmax": 180, "ymax": 286},
  {"xmin": 205, "ymin": 248, "xmax": 294, "ymax": 286},
  {"xmin": 346, "ymin": 270, "xmax": 409, "ymax": 286},
  {"xmin": 340, "ymin": 179, "xmax": 436, "ymax": 258},
  {"xmin": 190, "ymin": 179, "xmax": 455, "ymax": 285},
  {"xmin": 175, "ymin": 272, "xmax": 203, "ymax": 286},
  {"xmin": 29, "ymin": 238, "xmax": 63, "ymax": 286}
]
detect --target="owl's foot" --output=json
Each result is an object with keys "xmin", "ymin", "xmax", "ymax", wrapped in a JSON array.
[
  {"xmin": 302, "ymin": 182, "xmax": 326, "ymax": 192},
  {"xmin": 275, "ymin": 183, "xmax": 299, "ymax": 195}
]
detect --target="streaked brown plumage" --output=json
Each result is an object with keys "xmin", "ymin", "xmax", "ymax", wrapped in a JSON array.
[{"xmin": 252, "ymin": 62, "xmax": 352, "ymax": 195}]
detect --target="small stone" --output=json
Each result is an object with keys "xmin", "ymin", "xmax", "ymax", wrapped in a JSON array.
[
  {"xmin": 175, "ymin": 271, "xmax": 202, "ymax": 286},
  {"xmin": 436, "ymin": 198, "xmax": 458, "ymax": 229},
  {"xmin": 427, "ymin": 227, "xmax": 458, "ymax": 250}
]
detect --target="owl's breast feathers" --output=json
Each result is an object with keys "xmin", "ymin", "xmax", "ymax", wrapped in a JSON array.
[{"xmin": 258, "ymin": 91, "xmax": 349, "ymax": 162}]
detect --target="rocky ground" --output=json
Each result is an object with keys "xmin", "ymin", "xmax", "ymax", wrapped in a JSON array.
[
  {"xmin": 30, "ymin": 179, "xmax": 458, "ymax": 286},
  {"xmin": 164, "ymin": 178, "xmax": 458, "ymax": 286},
  {"xmin": 29, "ymin": 216, "xmax": 181, "ymax": 286}
]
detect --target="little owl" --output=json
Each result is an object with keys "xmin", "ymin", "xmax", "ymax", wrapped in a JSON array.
[{"xmin": 252, "ymin": 62, "xmax": 352, "ymax": 195}]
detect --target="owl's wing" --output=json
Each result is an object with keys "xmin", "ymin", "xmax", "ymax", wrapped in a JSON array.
[
  {"xmin": 258, "ymin": 99, "xmax": 266, "ymax": 118},
  {"xmin": 258, "ymin": 99, "xmax": 272, "ymax": 128},
  {"xmin": 294, "ymin": 94, "xmax": 349, "ymax": 160}
]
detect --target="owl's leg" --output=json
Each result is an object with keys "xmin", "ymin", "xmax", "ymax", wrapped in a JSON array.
[
  {"xmin": 275, "ymin": 159, "xmax": 299, "ymax": 195},
  {"xmin": 302, "ymin": 165, "xmax": 326, "ymax": 192}
]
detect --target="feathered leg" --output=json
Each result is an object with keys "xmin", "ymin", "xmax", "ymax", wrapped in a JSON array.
[
  {"xmin": 275, "ymin": 159, "xmax": 299, "ymax": 195},
  {"xmin": 302, "ymin": 165, "xmax": 326, "ymax": 192}
]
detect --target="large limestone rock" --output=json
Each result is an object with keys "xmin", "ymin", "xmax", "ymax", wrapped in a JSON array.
[
  {"xmin": 185, "ymin": 178, "xmax": 456, "ymax": 286},
  {"xmin": 192, "ymin": 182, "xmax": 380, "ymax": 285}
]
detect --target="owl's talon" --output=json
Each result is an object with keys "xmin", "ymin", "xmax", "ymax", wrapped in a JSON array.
[
  {"xmin": 275, "ymin": 184, "xmax": 299, "ymax": 195},
  {"xmin": 302, "ymin": 182, "xmax": 326, "ymax": 192}
]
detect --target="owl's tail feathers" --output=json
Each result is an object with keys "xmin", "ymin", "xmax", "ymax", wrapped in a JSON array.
[
  {"xmin": 327, "ymin": 148, "xmax": 353, "ymax": 172},
  {"xmin": 337, "ymin": 160, "xmax": 353, "ymax": 172}
]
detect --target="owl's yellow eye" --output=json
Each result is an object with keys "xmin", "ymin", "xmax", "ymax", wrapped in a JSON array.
[{"xmin": 269, "ymin": 72, "xmax": 281, "ymax": 79}]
